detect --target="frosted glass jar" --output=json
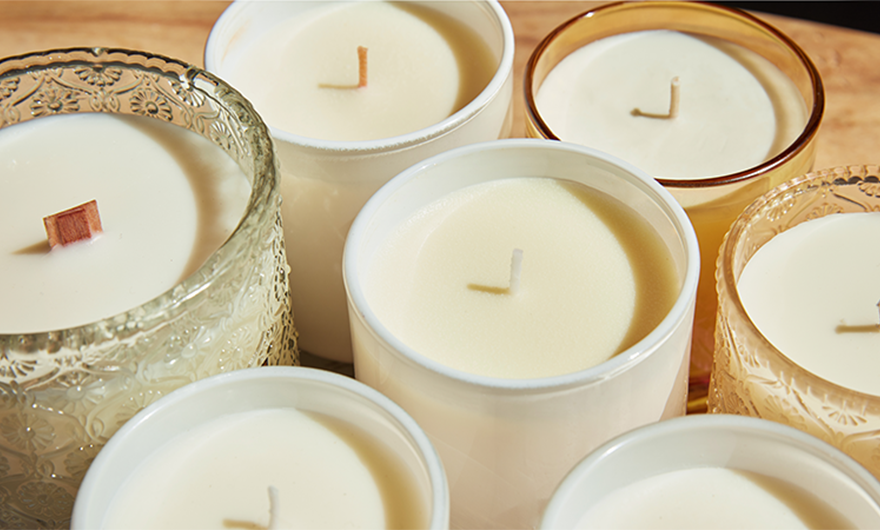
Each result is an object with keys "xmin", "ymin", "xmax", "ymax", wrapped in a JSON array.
[{"xmin": 0, "ymin": 48, "xmax": 296, "ymax": 529}]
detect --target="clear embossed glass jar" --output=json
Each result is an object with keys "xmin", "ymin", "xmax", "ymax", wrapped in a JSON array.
[
  {"xmin": 711, "ymin": 165, "xmax": 880, "ymax": 479},
  {"xmin": 0, "ymin": 48, "xmax": 297, "ymax": 529}
]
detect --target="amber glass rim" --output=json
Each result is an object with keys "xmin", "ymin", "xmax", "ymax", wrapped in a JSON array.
[{"xmin": 524, "ymin": 1, "xmax": 825, "ymax": 189}]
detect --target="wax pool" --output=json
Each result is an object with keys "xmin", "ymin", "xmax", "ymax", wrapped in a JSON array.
[
  {"xmin": 224, "ymin": 1, "xmax": 496, "ymax": 141},
  {"xmin": 102, "ymin": 407, "xmax": 427, "ymax": 529},
  {"xmin": 0, "ymin": 113, "xmax": 250, "ymax": 333},
  {"xmin": 364, "ymin": 177, "xmax": 680, "ymax": 379},
  {"xmin": 737, "ymin": 212, "xmax": 880, "ymax": 396},
  {"xmin": 535, "ymin": 30, "xmax": 807, "ymax": 180},
  {"xmin": 576, "ymin": 467, "xmax": 854, "ymax": 529}
]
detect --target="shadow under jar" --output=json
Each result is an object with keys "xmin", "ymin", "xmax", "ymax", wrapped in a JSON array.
[
  {"xmin": 524, "ymin": 1, "xmax": 824, "ymax": 411},
  {"xmin": 711, "ymin": 165, "xmax": 880, "ymax": 480},
  {"xmin": 0, "ymin": 48, "xmax": 296, "ymax": 529}
]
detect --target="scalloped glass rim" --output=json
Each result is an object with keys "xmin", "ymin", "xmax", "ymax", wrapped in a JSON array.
[
  {"xmin": 523, "ymin": 0, "xmax": 824, "ymax": 188},
  {"xmin": 718, "ymin": 165, "xmax": 880, "ymax": 403},
  {"xmin": 0, "ymin": 47, "xmax": 278, "ymax": 346}
]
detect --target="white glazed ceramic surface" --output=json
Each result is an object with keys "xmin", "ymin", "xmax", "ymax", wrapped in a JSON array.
[
  {"xmin": 205, "ymin": 0, "xmax": 515, "ymax": 363},
  {"xmin": 541, "ymin": 414, "xmax": 880, "ymax": 529},
  {"xmin": 70, "ymin": 366, "xmax": 449, "ymax": 530},
  {"xmin": 343, "ymin": 139, "xmax": 700, "ymax": 529}
]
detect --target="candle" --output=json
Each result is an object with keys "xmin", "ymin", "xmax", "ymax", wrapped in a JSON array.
[
  {"xmin": 738, "ymin": 213, "xmax": 880, "ymax": 396},
  {"xmin": 541, "ymin": 415, "xmax": 880, "ymax": 529},
  {"xmin": 206, "ymin": 0, "xmax": 515, "ymax": 363},
  {"xmin": 0, "ymin": 113, "xmax": 249, "ymax": 332},
  {"xmin": 365, "ymin": 177, "xmax": 680, "ymax": 379},
  {"xmin": 535, "ymin": 30, "xmax": 806, "ymax": 180},
  {"xmin": 711, "ymin": 165, "xmax": 880, "ymax": 481},
  {"xmin": 71, "ymin": 367, "xmax": 449, "ymax": 530},
  {"xmin": 524, "ymin": 1, "xmax": 824, "ymax": 407},
  {"xmin": 0, "ymin": 48, "xmax": 295, "ymax": 529},
  {"xmin": 344, "ymin": 139, "xmax": 700, "ymax": 529}
]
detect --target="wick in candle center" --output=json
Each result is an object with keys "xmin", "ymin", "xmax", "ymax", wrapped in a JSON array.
[
  {"xmin": 357, "ymin": 46, "xmax": 368, "ymax": 88},
  {"xmin": 632, "ymin": 77, "xmax": 680, "ymax": 119},
  {"xmin": 467, "ymin": 249, "xmax": 524, "ymax": 295},
  {"xmin": 43, "ymin": 199, "xmax": 102, "ymax": 248},
  {"xmin": 834, "ymin": 299, "xmax": 880, "ymax": 334}
]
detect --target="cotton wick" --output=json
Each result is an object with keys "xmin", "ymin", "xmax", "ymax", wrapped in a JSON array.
[
  {"xmin": 357, "ymin": 46, "xmax": 368, "ymax": 88},
  {"xmin": 43, "ymin": 199, "xmax": 102, "ymax": 248},
  {"xmin": 267, "ymin": 486, "xmax": 280, "ymax": 530},
  {"xmin": 509, "ymin": 248, "xmax": 523, "ymax": 295},
  {"xmin": 632, "ymin": 77, "xmax": 680, "ymax": 119}
]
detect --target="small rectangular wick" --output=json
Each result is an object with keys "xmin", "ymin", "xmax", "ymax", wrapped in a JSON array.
[{"xmin": 43, "ymin": 199, "xmax": 103, "ymax": 248}]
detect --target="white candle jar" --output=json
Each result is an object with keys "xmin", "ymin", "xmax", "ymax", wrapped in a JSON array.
[
  {"xmin": 0, "ymin": 48, "xmax": 296, "ymax": 528},
  {"xmin": 524, "ymin": 1, "xmax": 824, "ymax": 410},
  {"xmin": 541, "ymin": 414, "xmax": 880, "ymax": 529},
  {"xmin": 343, "ymin": 139, "xmax": 699, "ymax": 529},
  {"xmin": 712, "ymin": 165, "xmax": 880, "ymax": 480},
  {"xmin": 205, "ymin": 0, "xmax": 515, "ymax": 364},
  {"xmin": 71, "ymin": 366, "xmax": 448, "ymax": 529}
]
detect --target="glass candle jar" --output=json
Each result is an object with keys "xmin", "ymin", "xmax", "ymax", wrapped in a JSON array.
[
  {"xmin": 0, "ymin": 48, "xmax": 296, "ymax": 528},
  {"xmin": 711, "ymin": 165, "xmax": 880, "ymax": 480},
  {"xmin": 524, "ymin": 1, "xmax": 824, "ymax": 410}
]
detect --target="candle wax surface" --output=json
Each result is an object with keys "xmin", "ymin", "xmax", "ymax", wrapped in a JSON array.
[
  {"xmin": 224, "ymin": 1, "xmax": 496, "ymax": 141},
  {"xmin": 738, "ymin": 212, "xmax": 880, "ymax": 396},
  {"xmin": 102, "ymin": 407, "xmax": 427, "ymax": 530},
  {"xmin": 0, "ymin": 114, "xmax": 250, "ymax": 333},
  {"xmin": 575, "ymin": 467, "xmax": 854, "ymax": 529},
  {"xmin": 365, "ymin": 177, "xmax": 680, "ymax": 379},
  {"xmin": 535, "ymin": 30, "xmax": 807, "ymax": 180}
]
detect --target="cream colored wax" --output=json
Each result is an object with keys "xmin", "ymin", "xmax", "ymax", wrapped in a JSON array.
[
  {"xmin": 575, "ymin": 467, "xmax": 853, "ymax": 529},
  {"xmin": 535, "ymin": 30, "xmax": 806, "ymax": 180},
  {"xmin": 0, "ymin": 114, "xmax": 250, "ymax": 333},
  {"xmin": 102, "ymin": 408, "xmax": 427, "ymax": 529},
  {"xmin": 738, "ymin": 213, "xmax": 880, "ymax": 396},
  {"xmin": 365, "ymin": 177, "xmax": 679, "ymax": 379},
  {"xmin": 224, "ymin": 2, "xmax": 496, "ymax": 141}
]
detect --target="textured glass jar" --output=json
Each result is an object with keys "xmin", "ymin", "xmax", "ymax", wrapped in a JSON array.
[
  {"xmin": 0, "ymin": 48, "xmax": 297, "ymax": 529},
  {"xmin": 523, "ymin": 1, "xmax": 824, "ymax": 411},
  {"xmin": 711, "ymin": 165, "xmax": 880, "ymax": 479}
]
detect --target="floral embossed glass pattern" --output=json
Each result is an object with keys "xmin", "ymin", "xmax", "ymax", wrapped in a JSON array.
[
  {"xmin": 711, "ymin": 165, "xmax": 880, "ymax": 479},
  {"xmin": 0, "ymin": 48, "xmax": 297, "ymax": 528}
]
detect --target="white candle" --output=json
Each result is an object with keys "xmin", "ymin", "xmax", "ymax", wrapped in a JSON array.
[
  {"xmin": 0, "ymin": 113, "xmax": 249, "ymax": 333},
  {"xmin": 535, "ymin": 30, "xmax": 807, "ymax": 180},
  {"xmin": 737, "ymin": 213, "xmax": 880, "ymax": 396},
  {"xmin": 206, "ymin": 0, "xmax": 514, "ymax": 363},
  {"xmin": 575, "ymin": 468, "xmax": 853, "ymax": 529},
  {"xmin": 102, "ymin": 408, "xmax": 425, "ymax": 529},
  {"xmin": 225, "ymin": 1, "xmax": 496, "ymax": 142},
  {"xmin": 365, "ymin": 177, "xmax": 680, "ymax": 379}
]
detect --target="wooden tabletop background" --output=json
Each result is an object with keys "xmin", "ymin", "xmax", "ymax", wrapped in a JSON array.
[{"xmin": 1, "ymin": 1, "xmax": 878, "ymax": 173}]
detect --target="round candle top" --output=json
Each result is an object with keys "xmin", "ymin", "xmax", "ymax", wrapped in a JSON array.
[
  {"xmin": 738, "ymin": 212, "xmax": 880, "ymax": 396},
  {"xmin": 575, "ymin": 467, "xmax": 854, "ymax": 529},
  {"xmin": 223, "ymin": 1, "xmax": 496, "ymax": 142},
  {"xmin": 102, "ymin": 407, "xmax": 426, "ymax": 529},
  {"xmin": 365, "ymin": 177, "xmax": 680, "ymax": 379},
  {"xmin": 535, "ymin": 30, "xmax": 807, "ymax": 180},
  {"xmin": 0, "ymin": 114, "xmax": 250, "ymax": 333}
]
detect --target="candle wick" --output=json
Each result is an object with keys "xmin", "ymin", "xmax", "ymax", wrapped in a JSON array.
[
  {"xmin": 267, "ymin": 486, "xmax": 280, "ymax": 530},
  {"xmin": 357, "ymin": 46, "xmax": 368, "ymax": 88},
  {"xmin": 43, "ymin": 199, "xmax": 103, "ymax": 248},
  {"xmin": 631, "ymin": 77, "xmax": 680, "ymax": 119},
  {"xmin": 509, "ymin": 248, "xmax": 523, "ymax": 295}
]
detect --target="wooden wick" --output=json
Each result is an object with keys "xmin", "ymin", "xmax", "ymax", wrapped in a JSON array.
[
  {"xmin": 632, "ymin": 77, "xmax": 681, "ymax": 119},
  {"xmin": 43, "ymin": 199, "xmax": 102, "ymax": 248},
  {"xmin": 509, "ymin": 248, "xmax": 523, "ymax": 295},
  {"xmin": 357, "ymin": 46, "xmax": 368, "ymax": 88}
]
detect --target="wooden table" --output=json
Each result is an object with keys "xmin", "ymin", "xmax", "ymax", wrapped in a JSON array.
[{"xmin": 2, "ymin": 1, "xmax": 879, "ymax": 171}]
